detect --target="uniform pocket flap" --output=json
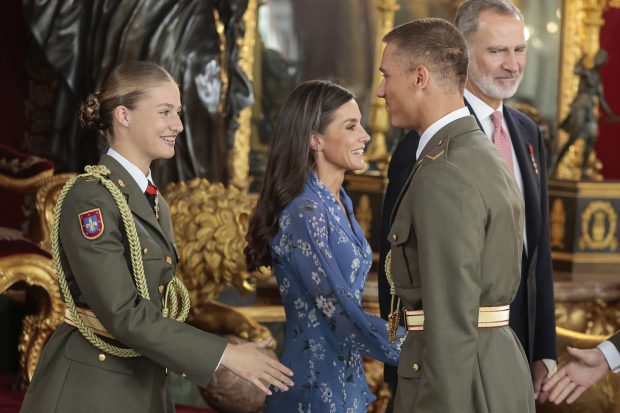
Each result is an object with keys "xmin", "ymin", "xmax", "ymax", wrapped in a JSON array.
[
  {"xmin": 64, "ymin": 332, "xmax": 136, "ymax": 375},
  {"xmin": 388, "ymin": 216, "xmax": 412, "ymax": 246},
  {"xmin": 397, "ymin": 340, "xmax": 424, "ymax": 379}
]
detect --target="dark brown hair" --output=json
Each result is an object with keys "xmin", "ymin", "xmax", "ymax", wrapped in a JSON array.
[
  {"xmin": 244, "ymin": 80, "xmax": 354, "ymax": 271},
  {"xmin": 383, "ymin": 18, "xmax": 469, "ymax": 93},
  {"xmin": 80, "ymin": 61, "xmax": 175, "ymax": 137}
]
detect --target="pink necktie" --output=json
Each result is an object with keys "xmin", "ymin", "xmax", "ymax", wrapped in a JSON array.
[{"xmin": 491, "ymin": 111, "xmax": 514, "ymax": 173}]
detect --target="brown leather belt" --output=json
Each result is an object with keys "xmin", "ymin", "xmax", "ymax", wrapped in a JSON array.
[
  {"xmin": 64, "ymin": 307, "xmax": 114, "ymax": 339},
  {"xmin": 404, "ymin": 305, "xmax": 510, "ymax": 331}
]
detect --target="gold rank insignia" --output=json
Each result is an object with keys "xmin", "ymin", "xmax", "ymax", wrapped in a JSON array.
[
  {"xmin": 425, "ymin": 149, "xmax": 445, "ymax": 161},
  {"xmin": 117, "ymin": 179, "xmax": 126, "ymax": 188}
]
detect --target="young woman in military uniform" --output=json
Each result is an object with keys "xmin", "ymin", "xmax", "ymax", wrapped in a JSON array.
[{"xmin": 20, "ymin": 61, "xmax": 293, "ymax": 413}]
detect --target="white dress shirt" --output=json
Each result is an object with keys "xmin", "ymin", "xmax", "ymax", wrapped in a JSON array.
[
  {"xmin": 598, "ymin": 340, "xmax": 620, "ymax": 373},
  {"xmin": 416, "ymin": 106, "xmax": 471, "ymax": 160},
  {"xmin": 107, "ymin": 148, "xmax": 154, "ymax": 190}
]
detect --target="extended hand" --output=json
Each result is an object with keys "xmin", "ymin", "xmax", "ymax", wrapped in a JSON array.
[
  {"xmin": 531, "ymin": 359, "xmax": 550, "ymax": 402},
  {"xmin": 542, "ymin": 347, "xmax": 610, "ymax": 405},
  {"xmin": 220, "ymin": 337, "xmax": 294, "ymax": 395}
]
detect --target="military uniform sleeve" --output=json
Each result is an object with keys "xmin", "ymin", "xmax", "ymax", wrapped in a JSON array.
[
  {"xmin": 409, "ymin": 162, "xmax": 485, "ymax": 412},
  {"xmin": 60, "ymin": 180, "xmax": 227, "ymax": 387}
]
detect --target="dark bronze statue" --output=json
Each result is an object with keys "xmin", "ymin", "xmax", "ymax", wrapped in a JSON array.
[
  {"xmin": 553, "ymin": 49, "xmax": 619, "ymax": 179},
  {"xmin": 23, "ymin": 0, "xmax": 252, "ymax": 185}
]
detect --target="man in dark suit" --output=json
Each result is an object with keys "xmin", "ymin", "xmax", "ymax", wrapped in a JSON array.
[{"xmin": 378, "ymin": 0, "xmax": 557, "ymax": 406}]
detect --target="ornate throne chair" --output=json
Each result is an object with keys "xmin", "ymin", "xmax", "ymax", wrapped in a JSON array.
[
  {"xmin": 164, "ymin": 178, "xmax": 275, "ymax": 412},
  {"xmin": 0, "ymin": 144, "xmax": 70, "ymax": 384}
]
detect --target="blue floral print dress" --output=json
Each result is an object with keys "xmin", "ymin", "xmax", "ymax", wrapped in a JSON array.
[{"xmin": 264, "ymin": 172, "xmax": 403, "ymax": 413}]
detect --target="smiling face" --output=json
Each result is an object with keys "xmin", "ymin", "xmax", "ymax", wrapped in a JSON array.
[
  {"xmin": 117, "ymin": 80, "xmax": 183, "ymax": 169},
  {"xmin": 314, "ymin": 99, "xmax": 370, "ymax": 174},
  {"xmin": 466, "ymin": 10, "xmax": 526, "ymax": 108}
]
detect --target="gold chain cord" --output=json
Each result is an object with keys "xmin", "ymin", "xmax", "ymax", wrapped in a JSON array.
[
  {"xmin": 52, "ymin": 165, "xmax": 190, "ymax": 357},
  {"xmin": 385, "ymin": 250, "xmax": 401, "ymax": 343}
]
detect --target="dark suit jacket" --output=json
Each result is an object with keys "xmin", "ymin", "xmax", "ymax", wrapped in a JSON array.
[
  {"xmin": 610, "ymin": 332, "xmax": 620, "ymax": 353},
  {"xmin": 20, "ymin": 155, "xmax": 227, "ymax": 413},
  {"xmin": 379, "ymin": 101, "xmax": 557, "ymax": 386}
]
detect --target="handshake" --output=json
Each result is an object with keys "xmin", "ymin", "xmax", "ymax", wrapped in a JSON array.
[{"xmin": 542, "ymin": 343, "xmax": 614, "ymax": 405}]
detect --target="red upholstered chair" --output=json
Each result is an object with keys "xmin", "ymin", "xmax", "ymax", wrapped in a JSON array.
[{"xmin": 0, "ymin": 144, "xmax": 66, "ymax": 385}]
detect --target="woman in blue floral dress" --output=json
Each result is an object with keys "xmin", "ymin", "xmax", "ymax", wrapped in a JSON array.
[{"xmin": 245, "ymin": 80, "xmax": 403, "ymax": 412}]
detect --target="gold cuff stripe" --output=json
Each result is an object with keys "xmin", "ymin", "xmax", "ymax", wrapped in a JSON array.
[
  {"xmin": 64, "ymin": 307, "xmax": 114, "ymax": 339},
  {"xmin": 404, "ymin": 305, "xmax": 510, "ymax": 331}
]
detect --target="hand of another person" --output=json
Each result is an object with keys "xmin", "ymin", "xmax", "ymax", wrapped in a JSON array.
[
  {"xmin": 220, "ymin": 337, "xmax": 294, "ymax": 395},
  {"xmin": 531, "ymin": 359, "xmax": 550, "ymax": 402},
  {"xmin": 542, "ymin": 346, "xmax": 610, "ymax": 405}
]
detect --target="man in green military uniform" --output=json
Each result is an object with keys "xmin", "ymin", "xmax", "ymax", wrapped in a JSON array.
[{"xmin": 377, "ymin": 19, "xmax": 535, "ymax": 412}]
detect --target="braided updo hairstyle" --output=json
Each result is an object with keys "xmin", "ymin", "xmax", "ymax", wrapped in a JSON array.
[{"xmin": 79, "ymin": 61, "xmax": 175, "ymax": 137}]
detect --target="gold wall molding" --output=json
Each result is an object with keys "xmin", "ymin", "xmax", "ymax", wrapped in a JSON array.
[
  {"xmin": 355, "ymin": 194, "xmax": 373, "ymax": 239},
  {"xmin": 578, "ymin": 200, "xmax": 618, "ymax": 250},
  {"xmin": 551, "ymin": 198, "xmax": 567, "ymax": 249},
  {"xmin": 556, "ymin": 0, "xmax": 620, "ymax": 179},
  {"xmin": 366, "ymin": 0, "xmax": 400, "ymax": 174},
  {"xmin": 229, "ymin": 0, "xmax": 258, "ymax": 189}
]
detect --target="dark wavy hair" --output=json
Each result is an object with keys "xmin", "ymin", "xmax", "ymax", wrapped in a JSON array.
[{"xmin": 244, "ymin": 80, "xmax": 354, "ymax": 271}]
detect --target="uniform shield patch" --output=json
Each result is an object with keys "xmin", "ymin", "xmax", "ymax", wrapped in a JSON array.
[{"xmin": 78, "ymin": 208, "xmax": 104, "ymax": 239}]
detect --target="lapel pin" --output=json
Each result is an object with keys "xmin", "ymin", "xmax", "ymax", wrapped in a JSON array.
[{"xmin": 117, "ymin": 179, "xmax": 125, "ymax": 188}]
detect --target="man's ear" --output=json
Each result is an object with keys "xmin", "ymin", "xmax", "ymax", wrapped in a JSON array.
[
  {"xmin": 412, "ymin": 65, "xmax": 430, "ymax": 89},
  {"xmin": 113, "ymin": 106, "xmax": 130, "ymax": 128},
  {"xmin": 310, "ymin": 132, "xmax": 323, "ymax": 152}
]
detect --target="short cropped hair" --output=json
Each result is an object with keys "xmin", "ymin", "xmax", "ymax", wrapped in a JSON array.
[
  {"xmin": 383, "ymin": 18, "xmax": 468, "ymax": 93},
  {"xmin": 455, "ymin": 0, "xmax": 523, "ymax": 40},
  {"xmin": 383, "ymin": 18, "xmax": 469, "ymax": 92}
]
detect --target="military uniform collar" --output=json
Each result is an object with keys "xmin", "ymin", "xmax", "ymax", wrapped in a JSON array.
[
  {"xmin": 99, "ymin": 155, "xmax": 169, "ymax": 241},
  {"xmin": 107, "ymin": 148, "xmax": 155, "ymax": 192},
  {"xmin": 416, "ymin": 106, "xmax": 470, "ymax": 160},
  {"xmin": 416, "ymin": 115, "xmax": 481, "ymax": 162}
]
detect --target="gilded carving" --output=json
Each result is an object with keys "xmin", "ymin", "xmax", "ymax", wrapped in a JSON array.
[
  {"xmin": 355, "ymin": 194, "xmax": 373, "ymax": 239},
  {"xmin": 556, "ymin": 0, "xmax": 620, "ymax": 179},
  {"xmin": 0, "ymin": 254, "xmax": 64, "ymax": 383},
  {"xmin": 555, "ymin": 300, "xmax": 620, "ymax": 336},
  {"xmin": 164, "ymin": 178, "xmax": 273, "ymax": 343},
  {"xmin": 550, "ymin": 198, "xmax": 567, "ymax": 249},
  {"xmin": 366, "ymin": 0, "xmax": 400, "ymax": 174},
  {"xmin": 35, "ymin": 173, "xmax": 76, "ymax": 251},
  {"xmin": 229, "ymin": 0, "xmax": 258, "ymax": 189},
  {"xmin": 578, "ymin": 200, "xmax": 618, "ymax": 250},
  {"xmin": 365, "ymin": 357, "xmax": 391, "ymax": 413}
]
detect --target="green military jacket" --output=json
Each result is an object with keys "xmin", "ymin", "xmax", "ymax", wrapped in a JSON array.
[
  {"xmin": 20, "ymin": 155, "xmax": 227, "ymax": 413},
  {"xmin": 389, "ymin": 116, "xmax": 535, "ymax": 413}
]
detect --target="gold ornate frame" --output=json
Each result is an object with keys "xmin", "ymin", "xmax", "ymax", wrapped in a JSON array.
[
  {"xmin": 556, "ymin": 0, "xmax": 620, "ymax": 179},
  {"xmin": 0, "ymin": 254, "xmax": 64, "ymax": 383}
]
